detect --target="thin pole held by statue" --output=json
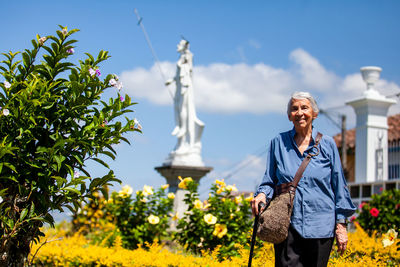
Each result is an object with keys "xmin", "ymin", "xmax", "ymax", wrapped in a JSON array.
[{"xmin": 133, "ymin": 8, "xmax": 174, "ymax": 99}]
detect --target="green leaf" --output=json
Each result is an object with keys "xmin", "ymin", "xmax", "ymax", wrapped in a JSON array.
[
  {"xmin": 20, "ymin": 208, "xmax": 28, "ymax": 221},
  {"xmin": 91, "ymin": 157, "xmax": 110, "ymax": 169},
  {"xmin": 29, "ymin": 202, "xmax": 35, "ymax": 217},
  {"xmin": 63, "ymin": 187, "xmax": 81, "ymax": 195}
]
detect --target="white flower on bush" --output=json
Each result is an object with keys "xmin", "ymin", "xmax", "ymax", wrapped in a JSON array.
[
  {"xmin": 133, "ymin": 118, "xmax": 142, "ymax": 130},
  {"xmin": 109, "ymin": 78, "xmax": 117, "ymax": 87},
  {"xmin": 3, "ymin": 81, "xmax": 11, "ymax": 89},
  {"xmin": 89, "ymin": 68, "xmax": 96, "ymax": 77},
  {"xmin": 38, "ymin": 36, "xmax": 46, "ymax": 46},
  {"xmin": 142, "ymin": 185, "xmax": 153, "ymax": 196},
  {"xmin": 2, "ymin": 109, "xmax": 9, "ymax": 116},
  {"xmin": 204, "ymin": 213, "xmax": 217, "ymax": 225},
  {"xmin": 193, "ymin": 199, "xmax": 203, "ymax": 209},
  {"xmin": 148, "ymin": 214, "xmax": 160, "ymax": 225},
  {"xmin": 109, "ymin": 75, "xmax": 123, "ymax": 90},
  {"xmin": 382, "ymin": 229, "xmax": 398, "ymax": 247},
  {"xmin": 118, "ymin": 185, "xmax": 133, "ymax": 198},
  {"xmin": 225, "ymin": 184, "xmax": 238, "ymax": 192},
  {"xmin": 0, "ymin": 196, "xmax": 3, "ymax": 204}
]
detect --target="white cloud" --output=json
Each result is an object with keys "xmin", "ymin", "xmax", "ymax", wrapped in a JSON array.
[
  {"xmin": 120, "ymin": 48, "xmax": 400, "ymax": 115},
  {"xmin": 248, "ymin": 39, "xmax": 262, "ymax": 49}
]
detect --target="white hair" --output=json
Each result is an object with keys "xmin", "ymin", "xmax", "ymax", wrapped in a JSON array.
[{"xmin": 287, "ymin": 91, "xmax": 319, "ymax": 116}]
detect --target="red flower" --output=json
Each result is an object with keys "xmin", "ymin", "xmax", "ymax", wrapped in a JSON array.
[
  {"xmin": 370, "ymin": 207, "xmax": 379, "ymax": 217},
  {"xmin": 396, "ymin": 204, "xmax": 400, "ymax": 210},
  {"xmin": 359, "ymin": 202, "xmax": 367, "ymax": 209},
  {"xmin": 350, "ymin": 216, "xmax": 356, "ymax": 222}
]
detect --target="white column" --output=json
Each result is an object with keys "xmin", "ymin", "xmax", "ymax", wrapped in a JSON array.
[{"xmin": 346, "ymin": 66, "xmax": 396, "ymax": 183}]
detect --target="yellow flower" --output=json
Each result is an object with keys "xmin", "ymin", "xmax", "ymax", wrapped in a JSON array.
[
  {"xmin": 234, "ymin": 196, "xmax": 242, "ymax": 204},
  {"xmin": 215, "ymin": 179, "xmax": 226, "ymax": 187},
  {"xmin": 216, "ymin": 187, "xmax": 224, "ymax": 194},
  {"xmin": 178, "ymin": 177, "xmax": 193, "ymax": 189},
  {"xmin": 203, "ymin": 214, "xmax": 217, "ymax": 225},
  {"xmin": 169, "ymin": 212, "xmax": 179, "ymax": 221},
  {"xmin": 118, "ymin": 185, "xmax": 133, "ymax": 198},
  {"xmin": 225, "ymin": 184, "xmax": 238, "ymax": 192},
  {"xmin": 213, "ymin": 224, "xmax": 227, "ymax": 238},
  {"xmin": 143, "ymin": 185, "xmax": 154, "ymax": 196},
  {"xmin": 193, "ymin": 200, "xmax": 203, "ymax": 209},
  {"xmin": 148, "ymin": 214, "xmax": 160, "ymax": 225},
  {"xmin": 245, "ymin": 194, "xmax": 253, "ymax": 201},
  {"xmin": 202, "ymin": 200, "xmax": 210, "ymax": 210},
  {"xmin": 382, "ymin": 229, "xmax": 398, "ymax": 247},
  {"xmin": 167, "ymin": 193, "xmax": 175, "ymax": 199},
  {"xmin": 161, "ymin": 184, "xmax": 169, "ymax": 190}
]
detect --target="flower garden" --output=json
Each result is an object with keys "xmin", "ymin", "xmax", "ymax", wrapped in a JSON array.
[
  {"xmin": 28, "ymin": 177, "xmax": 400, "ymax": 266},
  {"xmin": 0, "ymin": 26, "xmax": 399, "ymax": 266}
]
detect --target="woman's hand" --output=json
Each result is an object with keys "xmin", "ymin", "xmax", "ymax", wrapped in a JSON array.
[
  {"xmin": 335, "ymin": 223, "xmax": 348, "ymax": 255},
  {"xmin": 251, "ymin": 193, "xmax": 266, "ymax": 216}
]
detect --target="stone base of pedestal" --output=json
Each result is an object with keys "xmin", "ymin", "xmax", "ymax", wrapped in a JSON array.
[{"xmin": 155, "ymin": 165, "xmax": 213, "ymax": 229}]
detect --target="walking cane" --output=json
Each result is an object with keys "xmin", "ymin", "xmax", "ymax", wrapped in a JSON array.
[{"xmin": 248, "ymin": 201, "xmax": 267, "ymax": 267}]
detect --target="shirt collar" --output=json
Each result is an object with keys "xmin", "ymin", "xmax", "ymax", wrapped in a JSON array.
[{"xmin": 290, "ymin": 126, "xmax": 318, "ymax": 145}]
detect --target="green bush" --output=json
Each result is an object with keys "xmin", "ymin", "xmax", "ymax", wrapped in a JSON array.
[
  {"xmin": 356, "ymin": 189, "xmax": 400, "ymax": 235},
  {"xmin": 174, "ymin": 177, "xmax": 257, "ymax": 259},
  {"xmin": 106, "ymin": 184, "xmax": 174, "ymax": 249},
  {"xmin": 73, "ymin": 184, "xmax": 174, "ymax": 249},
  {"xmin": 0, "ymin": 26, "xmax": 139, "ymax": 265}
]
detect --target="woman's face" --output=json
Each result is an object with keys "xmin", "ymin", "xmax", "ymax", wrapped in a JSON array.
[{"xmin": 288, "ymin": 98, "xmax": 317, "ymax": 129}]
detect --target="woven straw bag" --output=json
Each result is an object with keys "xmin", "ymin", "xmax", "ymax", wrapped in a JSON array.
[{"xmin": 256, "ymin": 132, "xmax": 322, "ymax": 244}]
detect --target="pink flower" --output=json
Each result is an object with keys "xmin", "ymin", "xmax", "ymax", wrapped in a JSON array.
[
  {"xmin": 370, "ymin": 207, "xmax": 379, "ymax": 217},
  {"xmin": 120, "ymin": 96, "xmax": 124, "ymax": 101},
  {"xmin": 359, "ymin": 202, "xmax": 367, "ymax": 209},
  {"xmin": 95, "ymin": 69, "xmax": 101, "ymax": 77},
  {"xmin": 350, "ymin": 216, "xmax": 356, "ymax": 222},
  {"xmin": 67, "ymin": 48, "xmax": 74, "ymax": 54}
]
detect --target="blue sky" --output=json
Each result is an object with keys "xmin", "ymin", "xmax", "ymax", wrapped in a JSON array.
[{"xmin": 2, "ymin": 1, "xmax": 400, "ymax": 202}]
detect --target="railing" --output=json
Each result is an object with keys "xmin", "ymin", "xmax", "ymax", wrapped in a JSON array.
[{"xmin": 348, "ymin": 179, "xmax": 400, "ymax": 209}]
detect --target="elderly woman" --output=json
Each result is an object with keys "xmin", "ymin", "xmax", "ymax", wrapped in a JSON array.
[{"xmin": 251, "ymin": 92, "xmax": 355, "ymax": 267}]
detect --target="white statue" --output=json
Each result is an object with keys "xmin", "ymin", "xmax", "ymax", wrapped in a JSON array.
[{"xmin": 164, "ymin": 39, "xmax": 205, "ymax": 166}]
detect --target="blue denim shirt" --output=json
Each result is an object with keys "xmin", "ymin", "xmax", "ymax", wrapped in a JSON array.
[{"xmin": 255, "ymin": 128, "xmax": 356, "ymax": 238}]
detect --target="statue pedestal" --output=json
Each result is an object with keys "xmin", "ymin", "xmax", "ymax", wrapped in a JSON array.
[{"xmin": 155, "ymin": 165, "xmax": 212, "ymax": 227}]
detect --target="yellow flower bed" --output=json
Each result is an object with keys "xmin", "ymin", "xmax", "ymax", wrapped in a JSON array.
[{"xmin": 30, "ymin": 223, "xmax": 399, "ymax": 266}]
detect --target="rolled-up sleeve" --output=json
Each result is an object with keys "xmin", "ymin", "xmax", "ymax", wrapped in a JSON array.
[
  {"xmin": 329, "ymin": 139, "xmax": 356, "ymax": 220},
  {"xmin": 255, "ymin": 140, "xmax": 278, "ymax": 199}
]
